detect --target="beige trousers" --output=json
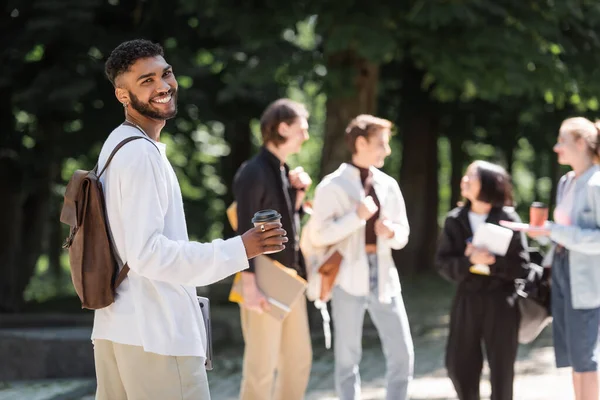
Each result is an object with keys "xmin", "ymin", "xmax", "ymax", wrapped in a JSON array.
[
  {"xmin": 239, "ymin": 297, "xmax": 313, "ymax": 400},
  {"xmin": 94, "ymin": 339, "xmax": 210, "ymax": 400}
]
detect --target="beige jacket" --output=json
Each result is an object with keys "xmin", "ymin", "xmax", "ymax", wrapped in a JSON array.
[{"xmin": 309, "ymin": 163, "xmax": 410, "ymax": 302}]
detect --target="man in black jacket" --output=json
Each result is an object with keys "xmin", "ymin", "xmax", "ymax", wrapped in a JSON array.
[{"xmin": 233, "ymin": 98, "xmax": 312, "ymax": 400}]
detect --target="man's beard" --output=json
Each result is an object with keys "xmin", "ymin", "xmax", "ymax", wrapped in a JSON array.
[{"xmin": 129, "ymin": 89, "xmax": 178, "ymax": 120}]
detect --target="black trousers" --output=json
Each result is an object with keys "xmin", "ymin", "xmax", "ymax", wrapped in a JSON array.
[{"xmin": 446, "ymin": 289, "xmax": 520, "ymax": 400}]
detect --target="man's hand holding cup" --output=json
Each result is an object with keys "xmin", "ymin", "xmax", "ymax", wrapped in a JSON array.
[
  {"xmin": 241, "ymin": 210, "xmax": 288, "ymax": 259},
  {"xmin": 240, "ymin": 209, "xmax": 286, "ymax": 314}
]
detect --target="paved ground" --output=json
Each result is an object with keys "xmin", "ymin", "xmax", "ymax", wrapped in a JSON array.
[
  {"xmin": 71, "ymin": 324, "xmax": 573, "ymax": 400},
  {"xmin": 0, "ymin": 277, "xmax": 575, "ymax": 400}
]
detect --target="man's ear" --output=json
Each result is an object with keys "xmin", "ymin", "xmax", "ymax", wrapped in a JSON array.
[
  {"xmin": 355, "ymin": 135, "xmax": 368, "ymax": 151},
  {"xmin": 115, "ymin": 87, "xmax": 130, "ymax": 107},
  {"xmin": 277, "ymin": 122, "xmax": 289, "ymax": 138}
]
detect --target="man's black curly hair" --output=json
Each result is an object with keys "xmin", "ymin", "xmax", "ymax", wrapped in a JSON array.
[{"xmin": 105, "ymin": 39, "xmax": 164, "ymax": 86}]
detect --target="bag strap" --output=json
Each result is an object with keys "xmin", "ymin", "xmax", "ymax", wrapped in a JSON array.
[
  {"xmin": 99, "ymin": 124, "xmax": 160, "ymax": 288},
  {"xmin": 315, "ymin": 300, "xmax": 332, "ymax": 349},
  {"xmin": 115, "ymin": 265, "xmax": 129, "ymax": 288},
  {"xmin": 97, "ymin": 135, "xmax": 158, "ymax": 179}
]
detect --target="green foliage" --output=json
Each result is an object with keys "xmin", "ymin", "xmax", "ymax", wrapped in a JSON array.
[
  {"xmin": 402, "ymin": 1, "xmax": 600, "ymax": 108},
  {"xmin": 7, "ymin": 0, "xmax": 600, "ymax": 302},
  {"xmin": 23, "ymin": 254, "xmax": 75, "ymax": 303}
]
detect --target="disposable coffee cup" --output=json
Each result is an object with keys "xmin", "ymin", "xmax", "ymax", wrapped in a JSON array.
[
  {"xmin": 252, "ymin": 210, "xmax": 283, "ymax": 254},
  {"xmin": 252, "ymin": 209, "xmax": 282, "ymax": 226},
  {"xmin": 530, "ymin": 202, "xmax": 549, "ymax": 227}
]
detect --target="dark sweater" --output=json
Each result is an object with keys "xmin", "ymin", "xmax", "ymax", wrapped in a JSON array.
[
  {"xmin": 232, "ymin": 147, "xmax": 306, "ymax": 278},
  {"xmin": 351, "ymin": 163, "xmax": 381, "ymax": 245}
]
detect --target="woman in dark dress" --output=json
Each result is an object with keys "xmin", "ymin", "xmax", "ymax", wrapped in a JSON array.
[{"xmin": 435, "ymin": 160, "xmax": 529, "ymax": 400}]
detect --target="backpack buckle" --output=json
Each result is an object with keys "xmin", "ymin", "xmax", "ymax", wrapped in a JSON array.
[{"xmin": 62, "ymin": 227, "xmax": 77, "ymax": 249}]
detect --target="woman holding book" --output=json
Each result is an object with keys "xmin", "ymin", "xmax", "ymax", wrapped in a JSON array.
[{"xmin": 435, "ymin": 160, "xmax": 529, "ymax": 400}]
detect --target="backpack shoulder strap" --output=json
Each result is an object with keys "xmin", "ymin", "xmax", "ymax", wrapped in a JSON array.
[
  {"xmin": 97, "ymin": 127, "xmax": 160, "ymax": 289},
  {"xmin": 97, "ymin": 135, "xmax": 159, "ymax": 179},
  {"xmin": 115, "ymin": 264, "xmax": 130, "ymax": 288}
]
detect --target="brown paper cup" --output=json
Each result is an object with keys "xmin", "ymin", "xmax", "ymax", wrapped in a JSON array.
[{"xmin": 530, "ymin": 202, "xmax": 548, "ymax": 227}]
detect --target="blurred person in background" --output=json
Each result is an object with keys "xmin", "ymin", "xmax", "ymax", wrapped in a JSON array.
[
  {"xmin": 233, "ymin": 98, "xmax": 312, "ymax": 400},
  {"xmin": 436, "ymin": 160, "xmax": 529, "ymax": 400},
  {"xmin": 529, "ymin": 117, "xmax": 600, "ymax": 400},
  {"xmin": 308, "ymin": 114, "xmax": 413, "ymax": 400}
]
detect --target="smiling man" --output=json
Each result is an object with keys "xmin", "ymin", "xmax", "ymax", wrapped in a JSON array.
[{"xmin": 92, "ymin": 39, "xmax": 288, "ymax": 400}]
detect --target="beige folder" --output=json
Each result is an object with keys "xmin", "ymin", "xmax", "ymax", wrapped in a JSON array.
[
  {"xmin": 255, "ymin": 255, "xmax": 307, "ymax": 320},
  {"xmin": 231, "ymin": 255, "xmax": 307, "ymax": 321}
]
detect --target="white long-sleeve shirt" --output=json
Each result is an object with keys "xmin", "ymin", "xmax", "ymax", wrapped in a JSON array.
[
  {"xmin": 91, "ymin": 124, "xmax": 249, "ymax": 357},
  {"xmin": 309, "ymin": 163, "xmax": 410, "ymax": 302}
]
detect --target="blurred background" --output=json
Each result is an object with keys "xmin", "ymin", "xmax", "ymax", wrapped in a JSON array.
[{"xmin": 1, "ymin": 1, "xmax": 599, "ymax": 397}]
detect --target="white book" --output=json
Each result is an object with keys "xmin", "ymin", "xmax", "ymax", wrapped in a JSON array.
[{"xmin": 472, "ymin": 222, "xmax": 514, "ymax": 256}]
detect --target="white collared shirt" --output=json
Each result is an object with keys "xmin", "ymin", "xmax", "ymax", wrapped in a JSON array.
[
  {"xmin": 91, "ymin": 125, "xmax": 249, "ymax": 357},
  {"xmin": 309, "ymin": 163, "xmax": 410, "ymax": 301}
]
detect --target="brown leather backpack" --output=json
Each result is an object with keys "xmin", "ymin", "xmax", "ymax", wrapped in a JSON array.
[{"xmin": 60, "ymin": 135, "xmax": 158, "ymax": 309}]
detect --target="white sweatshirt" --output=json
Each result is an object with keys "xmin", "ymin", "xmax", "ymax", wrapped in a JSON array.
[{"xmin": 91, "ymin": 124, "xmax": 249, "ymax": 357}]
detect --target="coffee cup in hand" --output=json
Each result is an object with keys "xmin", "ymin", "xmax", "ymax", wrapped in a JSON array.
[
  {"xmin": 252, "ymin": 209, "xmax": 284, "ymax": 254},
  {"xmin": 530, "ymin": 202, "xmax": 548, "ymax": 227},
  {"xmin": 358, "ymin": 196, "xmax": 379, "ymax": 220}
]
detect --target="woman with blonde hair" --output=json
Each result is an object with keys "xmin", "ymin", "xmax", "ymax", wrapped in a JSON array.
[{"xmin": 529, "ymin": 117, "xmax": 600, "ymax": 400}]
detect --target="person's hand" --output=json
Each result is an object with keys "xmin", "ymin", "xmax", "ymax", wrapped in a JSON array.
[
  {"xmin": 464, "ymin": 243, "xmax": 474, "ymax": 257},
  {"xmin": 526, "ymin": 228, "xmax": 551, "ymax": 239},
  {"xmin": 357, "ymin": 196, "xmax": 379, "ymax": 220},
  {"xmin": 241, "ymin": 272, "xmax": 270, "ymax": 314},
  {"xmin": 469, "ymin": 248, "xmax": 496, "ymax": 265},
  {"xmin": 289, "ymin": 166, "xmax": 312, "ymax": 191},
  {"xmin": 241, "ymin": 222, "xmax": 288, "ymax": 259},
  {"xmin": 300, "ymin": 200, "xmax": 314, "ymax": 215},
  {"xmin": 290, "ymin": 167, "xmax": 311, "ymax": 210},
  {"xmin": 375, "ymin": 219, "xmax": 395, "ymax": 238}
]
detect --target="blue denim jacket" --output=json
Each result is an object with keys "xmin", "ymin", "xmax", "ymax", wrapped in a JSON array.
[{"xmin": 550, "ymin": 165, "xmax": 600, "ymax": 309}]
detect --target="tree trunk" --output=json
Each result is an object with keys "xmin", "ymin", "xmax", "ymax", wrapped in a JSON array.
[
  {"xmin": 0, "ymin": 165, "xmax": 52, "ymax": 312},
  {"xmin": 395, "ymin": 62, "xmax": 440, "ymax": 275},
  {"xmin": 505, "ymin": 145, "xmax": 515, "ymax": 174},
  {"xmin": 449, "ymin": 134, "xmax": 467, "ymax": 209},
  {"xmin": 396, "ymin": 115, "xmax": 439, "ymax": 275},
  {"xmin": 320, "ymin": 50, "xmax": 379, "ymax": 178},
  {"xmin": 48, "ymin": 195, "xmax": 64, "ymax": 279},
  {"xmin": 17, "ymin": 177, "xmax": 53, "ymax": 295},
  {"xmin": 0, "ymin": 120, "xmax": 58, "ymax": 312},
  {"xmin": 0, "ymin": 85, "xmax": 24, "ymax": 312},
  {"xmin": 222, "ymin": 117, "xmax": 253, "ymax": 237},
  {"xmin": 0, "ymin": 154, "xmax": 25, "ymax": 312}
]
